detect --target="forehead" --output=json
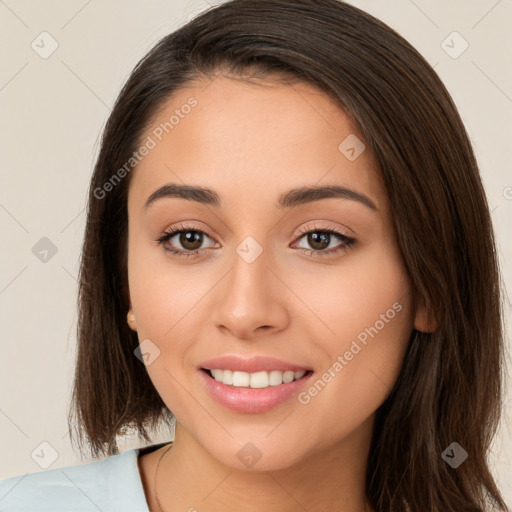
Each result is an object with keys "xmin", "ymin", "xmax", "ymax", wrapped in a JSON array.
[{"xmin": 129, "ymin": 74, "xmax": 386, "ymax": 212}]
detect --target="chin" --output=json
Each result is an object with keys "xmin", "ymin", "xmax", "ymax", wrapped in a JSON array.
[{"xmin": 200, "ymin": 434, "xmax": 310, "ymax": 472}]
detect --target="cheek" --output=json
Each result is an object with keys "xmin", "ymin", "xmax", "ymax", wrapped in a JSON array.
[
  {"xmin": 127, "ymin": 234, "xmax": 215, "ymax": 392},
  {"xmin": 289, "ymin": 240, "xmax": 413, "ymax": 346},
  {"xmin": 293, "ymin": 247, "xmax": 414, "ymax": 449},
  {"xmin": 127, "ymin": 221, "xmax": 207, "ymax": 339},
  {"xmin": 127, "ymin": 239, "xmax": 206, "ymax": 420}
]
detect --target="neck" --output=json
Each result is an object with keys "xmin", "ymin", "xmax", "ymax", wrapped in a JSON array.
[{"xmin": 154, "ymin": 421, "xmax": 374, "ymax": 512}]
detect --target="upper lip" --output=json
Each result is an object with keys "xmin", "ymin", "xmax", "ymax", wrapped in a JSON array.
[{"xmin": 200, "ymin": 355, "xmax": 312, "ymax": 373}]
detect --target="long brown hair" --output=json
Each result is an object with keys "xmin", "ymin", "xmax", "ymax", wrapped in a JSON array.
[{"xmin": 67, "ymin": 1, "xmax": 509, "ymax": 510}]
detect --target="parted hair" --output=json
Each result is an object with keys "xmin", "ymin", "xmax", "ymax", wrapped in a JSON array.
[{"xmin": 68, "ymin": 1, "xmax": 509, "ymax": 510}]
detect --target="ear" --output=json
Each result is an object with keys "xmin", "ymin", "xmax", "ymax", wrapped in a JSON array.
[
  {"xmin": 413, "ymin": 294, "xmax": 438, "ymax": 333},
  {"xmin": 127, "ymin": 309, "xmax": 137, "ymax": 331}
]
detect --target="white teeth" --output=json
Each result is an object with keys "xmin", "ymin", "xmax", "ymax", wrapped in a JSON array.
[
  {"xmin": 208, "ymin": 369, "xmax": 307, "ymax": 388},
  {"xmin": 249, "ymin": 371, "xmax": 268, "ymax": 388},
  {"xmin": 232, "ymin": 371, "xmax": 250, "ymax": 387},
  {"xmin": 283, "ymin": 370, "xmax": 295, "ymax": 383},
  {"xmin": 211, "ymin": 369, "xmax": 223, "ymax": 382},
  {"xmin": 222, "ymin": 369, "xmax": 233, "ymax": 385},
  {"xmin": 268, "ymin": 370, "xmax": 283, "ymax": 386}
]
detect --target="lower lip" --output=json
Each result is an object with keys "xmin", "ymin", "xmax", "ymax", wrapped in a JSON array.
[{"xmin": 199, "ymin": 370, "xmax": 313, "ymax": 413}]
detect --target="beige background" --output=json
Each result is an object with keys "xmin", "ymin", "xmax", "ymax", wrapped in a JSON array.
[{"xmin": 1, "ymin": 0, "xmax": 511, "ymax": 505}]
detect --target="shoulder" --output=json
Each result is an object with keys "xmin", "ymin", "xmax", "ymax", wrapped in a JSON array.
[{"xmin": 0, "ymin": 448, "xmax": 150, "ymax": 512}]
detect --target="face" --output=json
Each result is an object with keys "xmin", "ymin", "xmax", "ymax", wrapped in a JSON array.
[{"xmin": 126, "ymin": 74, "xmax": 426, "ymax": 471}]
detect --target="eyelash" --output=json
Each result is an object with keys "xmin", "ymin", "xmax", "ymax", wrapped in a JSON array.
[{"xmin": 155, "ymin": 222, "xmax": 356, "ymax": 259}]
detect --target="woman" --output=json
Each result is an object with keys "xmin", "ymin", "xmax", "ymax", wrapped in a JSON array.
[{"xmin": 1, "ymin": 0, "xmax": 508, "ymax": 511}]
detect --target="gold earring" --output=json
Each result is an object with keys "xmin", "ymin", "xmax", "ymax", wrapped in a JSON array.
[{"xmin": 127, "ymin": 311, "xmax": 137, "ymax": 330}]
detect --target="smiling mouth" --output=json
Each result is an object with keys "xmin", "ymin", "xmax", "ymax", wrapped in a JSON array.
[{"xmin": 202, "ymin": 368, "xmax": 313, "ymax": 388}]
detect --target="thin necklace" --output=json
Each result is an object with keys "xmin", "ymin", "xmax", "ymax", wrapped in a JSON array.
[{"xmin": 154, "ymin": 443, "xmax": 173, "ymax": 512}]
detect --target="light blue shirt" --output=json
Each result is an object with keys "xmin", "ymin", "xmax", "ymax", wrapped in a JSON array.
[{"xmin": 0, "ymin": 446, "xmax": 158, "ymax": 511}]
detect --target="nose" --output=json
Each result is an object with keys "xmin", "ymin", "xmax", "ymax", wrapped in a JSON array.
[{"xmin": 213, "ymin": 241, "xmax": 290, "ymax": 341}]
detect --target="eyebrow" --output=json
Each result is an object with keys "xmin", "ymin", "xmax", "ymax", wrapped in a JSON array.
[{"xmin": 144, "ymin": 183, "xmax": 377, "ymax": 211}]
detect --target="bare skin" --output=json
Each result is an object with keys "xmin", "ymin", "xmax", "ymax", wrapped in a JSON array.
[{"xmin": 128, "ymin": 73, "xmax": 435, "ymax": 512}]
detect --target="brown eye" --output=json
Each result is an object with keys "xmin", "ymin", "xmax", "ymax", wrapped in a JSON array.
[
  {"xmin": 306, "ymin": 232, "xmax": 331, "ymax": 251},
  {"xmin": 176, "ymin": 231, "xmax": 203, "ymax": 251},
  {"xmin": 293, "ymin": 225, "xmax": 356, "ymax": 257},
  {"xmin": 156, "ymin": 224, "xmax": 217, "ymax": 258}
]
